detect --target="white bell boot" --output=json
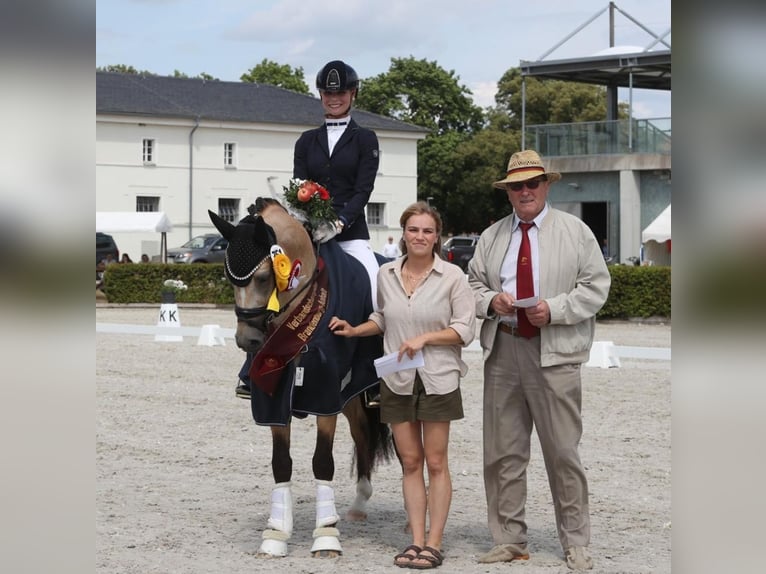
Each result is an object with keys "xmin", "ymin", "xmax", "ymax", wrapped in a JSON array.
[{"xmin": 310, "ymin": 480, "xmax": 342, "ymax": 556}]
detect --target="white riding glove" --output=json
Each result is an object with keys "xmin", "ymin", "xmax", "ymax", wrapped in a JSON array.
[{"xmin": 312, "ymin": 219, "xmax": 343, "ymax": 244}]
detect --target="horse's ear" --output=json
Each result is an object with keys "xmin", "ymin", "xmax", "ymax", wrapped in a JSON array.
[{"xmin": 209, "ymin": 210, "xmax": 235, "ymax": 240}]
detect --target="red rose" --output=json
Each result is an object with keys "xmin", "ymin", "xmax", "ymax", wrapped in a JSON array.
[{"xmin": 317, "ymin": 187, "xmax": 330, "ymax": 200}]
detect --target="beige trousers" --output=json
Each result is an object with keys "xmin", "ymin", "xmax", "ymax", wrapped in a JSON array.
[{"xmin": 482, "ymin": 329, "xmax": 590, "ymax": 551}]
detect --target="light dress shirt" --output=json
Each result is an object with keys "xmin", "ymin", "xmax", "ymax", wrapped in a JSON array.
[
  {"xmin": 326, "ymin": 115, "xmax": 350, "ymax": 155},
  {"xmin": 498, "ymin": 204, "xmax": 549, "ymax": 326},
  {"xmin": 368, "ymin": 255, "xmax": 476, "ymax": 396}
]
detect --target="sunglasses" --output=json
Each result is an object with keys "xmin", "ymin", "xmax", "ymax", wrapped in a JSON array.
[{"xmin": 508, "ymin": 176, "xmax": 547, "ymax": 191}]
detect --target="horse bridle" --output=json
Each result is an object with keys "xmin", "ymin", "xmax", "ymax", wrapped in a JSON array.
[{"xmin": 229, "ymin": 251, "xmax": 319, "ymax": 330}]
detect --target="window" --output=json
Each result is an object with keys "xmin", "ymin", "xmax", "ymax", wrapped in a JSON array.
[
  {"xmin": 142, "ymin": 138, "xmax": 155, "ymax": 164},
  {"xmin": 224, "ymin": 142, "xmax": 237, "ymax": 168},
  {"xmin": 218, "ymin": 198, "xmax": 240, "ymax": 223},
  {"xmin": 136, "ymin": 196, "xmax": 159, "ymax": 212},
  {"xmin": 367, "ymin": 202, "xmax": 384, "ymax": 226}
]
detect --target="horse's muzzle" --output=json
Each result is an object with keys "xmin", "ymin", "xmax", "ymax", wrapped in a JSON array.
[{"xmin": 234, "ymin": 305, "xmax": 274, "ymax": 352}]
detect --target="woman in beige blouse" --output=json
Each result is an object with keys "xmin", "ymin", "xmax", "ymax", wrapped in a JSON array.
[{"xmin": 329, "ymin": 201, "xmax": 476, "ymax": 569}]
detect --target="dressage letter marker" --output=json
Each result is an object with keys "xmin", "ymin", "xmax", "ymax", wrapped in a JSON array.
[{"xmin": 155, "ymin": 299, "xmax": 183, "ymax": 342}]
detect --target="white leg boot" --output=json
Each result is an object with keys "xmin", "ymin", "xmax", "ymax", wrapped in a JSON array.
[
  {"xmin": 259, "ymin": 481, "xmax": 293, "ymax": 557},
  {"xmin": 311, "ymin": 480, "xmax": 342, "ymax": 556},
  {"xmin": 315, "ymin": 480, "xmax": 340, "ymax": 527}
]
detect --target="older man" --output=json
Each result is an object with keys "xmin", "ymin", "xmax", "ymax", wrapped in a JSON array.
[{"xmin": 467, "ymin": 150, "xmax": 610, "ymax": 570}]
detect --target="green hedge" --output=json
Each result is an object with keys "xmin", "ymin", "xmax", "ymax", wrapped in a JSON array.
[
  {"xmin": 597, "ymin": 265, "xmax": 671, "ymax": 319},
  {"xmin": 101, "ymin": 263, "xmax": 234, "ymax": 305},
  {"xmin": 101, "ymin": 262, "xmax": 671, "ymax": 319}
]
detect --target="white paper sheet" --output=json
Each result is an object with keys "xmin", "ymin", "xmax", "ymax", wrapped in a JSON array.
[
  {"xmin": 374, "ymin": 350, "xmax": 425, "ymax": 378},
  {"xmin": 512, "ymin": 296, "xmax": 538, "ymax": 308}
]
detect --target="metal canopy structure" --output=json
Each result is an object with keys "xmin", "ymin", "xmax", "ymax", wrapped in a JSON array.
[
  {"xmin": 520, "ymin": 49, "xmax": 671, "ymax": 91},
  {"xmin": 519, "ymin": 2, "xmax": 671, "ymax": 133}
]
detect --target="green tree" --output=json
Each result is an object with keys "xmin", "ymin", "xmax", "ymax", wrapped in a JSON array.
[
  {"xmin": 424, "ymin": 128, "xmax": 520, "ymax": 234},
  {"xmin": 356, "ymin": 56, "xmax": 484, "ymax": 135},
  {"xmin": 417, "ymin": 131, "xmax": 468, "ymax": 215},
  {"xmin": 172, "ymin": 70, "xmax": 219, "ymax": 80},
  {"xmin": 240, "ymin": 59, "xmax": 310, "ymax": 94},
  {"xmin": 353, "ymin": 56, "xmax": 487, "ymax": 233},
  {"xmin": 492, "ymin": 68, "xmax": 626, "ymax": 130},
  {"xmin": 97, "ymin": 65, "xmax": 217, "ymax": 80},
  {"xmin": 97, "ymin": 64, "xmax": 154, "ymax": 75}
]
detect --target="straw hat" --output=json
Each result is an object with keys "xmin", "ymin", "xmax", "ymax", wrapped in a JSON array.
[{"xmin": 493, "ymin": 150, "xmax": 561, "ymax": 190}]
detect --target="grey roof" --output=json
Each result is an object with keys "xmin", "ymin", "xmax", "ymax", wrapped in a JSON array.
[{"xmin": 96, "ymin": 72, "xmax": 427, "ymax": 133}]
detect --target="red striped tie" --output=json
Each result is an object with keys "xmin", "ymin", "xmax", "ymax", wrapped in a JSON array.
[{"xmin": 517, "ymin": 222, "xmax": 539, "ymax": 338}]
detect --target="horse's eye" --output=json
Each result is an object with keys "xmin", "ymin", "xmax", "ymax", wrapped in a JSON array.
[{"xmin": 253, "ymin": 272, "xmax": 271, "ymax": 287}]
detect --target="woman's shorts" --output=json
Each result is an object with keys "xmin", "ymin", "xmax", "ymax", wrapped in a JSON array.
[{"xmin": 380, "ymin": 373, "xmax": 463, "ymax": 424}]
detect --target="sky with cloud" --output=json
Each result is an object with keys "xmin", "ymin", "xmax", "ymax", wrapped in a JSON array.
[{"xmin": 97, "ymin": 0, "xmax": 671, "ymax": 116}]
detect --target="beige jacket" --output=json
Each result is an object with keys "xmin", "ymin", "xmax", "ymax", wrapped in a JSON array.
[{"xmin": 467, "ymin": 207, "xmax": 610, "ymax": 367}]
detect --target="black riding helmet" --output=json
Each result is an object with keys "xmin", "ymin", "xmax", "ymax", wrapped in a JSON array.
[{"xmin": 315, "ymin": 60, "xmax": 359, "ymax": 93}]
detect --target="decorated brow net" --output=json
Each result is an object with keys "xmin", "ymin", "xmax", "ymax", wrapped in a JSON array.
[{"xmin": 224, "ymin": 222, "xmax": 272, "ymax": 286}]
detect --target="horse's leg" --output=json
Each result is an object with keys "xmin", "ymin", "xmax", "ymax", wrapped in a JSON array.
[
  {"xmin": 342, "ymin": 396, "xmax": 375, "ymax": 521},
  {"xmin": 310, "ymin": 415, "xmax": 343, "ymax": 558},
  {"xmin": 258, "ymin": 425, "xmax": 293, "ymax": 557}
]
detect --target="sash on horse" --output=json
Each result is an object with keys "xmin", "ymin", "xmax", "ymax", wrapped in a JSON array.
[{"xmin": 243, "ymin": 240, "xmax": 382, "ymax": 426}]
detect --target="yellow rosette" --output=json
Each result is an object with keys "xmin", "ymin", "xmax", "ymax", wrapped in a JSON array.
[{"xmin": 272, "ymin": 252, "xmax": 291, "ymax": 292}]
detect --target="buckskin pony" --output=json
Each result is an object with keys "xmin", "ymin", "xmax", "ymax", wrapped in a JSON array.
[{"xmin": 209, "ymin": 198, "xmax": 393, "ymax": 558}]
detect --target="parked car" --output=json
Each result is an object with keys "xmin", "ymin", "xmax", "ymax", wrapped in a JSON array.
[
  {"xmin": 96, "ymin": 232, "xmax": 119, "ymax": 264},
  {"xmin": 441, "ymin": 235, "xmax": 478, "ymax": 272},
  {"xmin": 166, "ymin": 233, "xmax": 228, "ymax": 264}
]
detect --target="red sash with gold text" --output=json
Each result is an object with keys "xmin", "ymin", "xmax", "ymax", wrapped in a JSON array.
[{"xmin": 249, "ymin": 260, "xmax": 329, "ymax": 396}]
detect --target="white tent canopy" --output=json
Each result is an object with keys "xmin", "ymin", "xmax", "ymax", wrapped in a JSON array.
[
  {"xmin": 641, "ymin": 205, "xmax": 671, "ymax": 266},
  {"xmin": 642, "ymin": 205, "xmax": 671, "ymax": 243},
  {"xmin": 96, "ymin": 212, "xmax": 173, "ymax": 233},
  {"xmin": 96, "ymin": 212, "xmax": 173, "ymax": 262}
]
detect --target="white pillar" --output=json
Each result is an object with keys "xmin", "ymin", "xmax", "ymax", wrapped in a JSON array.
[{"xmin": 619, "ymin": 169, "xmax": 642, "ymax": 263}]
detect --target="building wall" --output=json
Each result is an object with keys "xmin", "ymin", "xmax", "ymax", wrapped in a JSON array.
[
  {"xmin": 97, "ymin": 115, "xmax": 420, "ymax": 260},
  {"xmin": 547, "ymin": 154, "xmax": 671, "ymax": 263}
]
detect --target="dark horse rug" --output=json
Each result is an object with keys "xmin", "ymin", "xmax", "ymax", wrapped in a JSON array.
[{"xmin": 238, "ymin": 239, "xmax": 382, "ymax": 426}]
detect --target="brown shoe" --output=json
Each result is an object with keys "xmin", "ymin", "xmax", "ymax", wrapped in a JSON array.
[
  {"xmin": 478, "ymin": 543, "xmax": 530, "ymax": 564},
  {"xmin": 393, "ymin": 544, "xmax": 422, "ymax": 568},
  {"xmin": 565, "ymin": 546, "xmax": 593, "ymax": 570}
]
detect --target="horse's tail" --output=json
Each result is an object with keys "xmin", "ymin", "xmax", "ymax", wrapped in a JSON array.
[
  {"xmin": 365, "ymin": 398, "xmax": 396, "ymax": 468},
  {"xmin": 345, "ymin": 395, "xmax": 395, "ymax": 481}
]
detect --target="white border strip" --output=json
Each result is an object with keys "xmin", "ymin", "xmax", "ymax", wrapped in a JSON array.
[{"xmin": 96, "ymin": 323, "xmax": 237, "ymax": 338}]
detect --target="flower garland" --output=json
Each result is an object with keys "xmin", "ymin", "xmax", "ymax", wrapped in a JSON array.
[{"xmin": 282, "ymin": 178, "xmax": 336, "ymax": 228}]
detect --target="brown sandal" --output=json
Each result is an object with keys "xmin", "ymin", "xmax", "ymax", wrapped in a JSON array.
[
  {"xmin": 394, "ymin": 544, "xmax": 422, "ymax": 567},
  {"xmin": 409, "ymin": 546, "xmax": 444, "ymax": 569}
]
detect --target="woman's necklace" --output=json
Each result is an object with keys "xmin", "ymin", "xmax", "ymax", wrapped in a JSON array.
[{"xmin": 403, "ymin": 264, "xmax": 432, "ymax": 296}]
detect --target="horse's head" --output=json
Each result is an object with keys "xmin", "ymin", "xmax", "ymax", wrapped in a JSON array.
[{"xmin": 209, "ymin": 198, "xmax": 317, "ymax": 353}]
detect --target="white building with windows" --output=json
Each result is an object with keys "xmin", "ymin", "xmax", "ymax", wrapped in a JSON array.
[{"xmin": 97, "ymin": 72, "xmax": 427, "ymax": 260}]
